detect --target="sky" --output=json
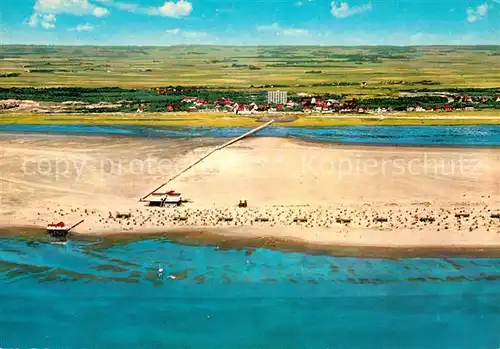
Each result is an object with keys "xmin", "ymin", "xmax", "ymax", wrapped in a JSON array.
[{"xmin": 1, "ymin": 0, "xmax": 499, "ymax": 45}]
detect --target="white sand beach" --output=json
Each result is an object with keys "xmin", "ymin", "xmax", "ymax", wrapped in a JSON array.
[{"xmin": 1, "ymin": 134, "xmax": 500, "ymax": 248}]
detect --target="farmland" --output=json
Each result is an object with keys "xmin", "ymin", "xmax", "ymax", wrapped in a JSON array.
[
  {"xmin": 0, "ymin": 45, "xmax": 499, "ymax": 98},
  {"xmin": 2, "ymin": 110, "xmax": 499, "ymax": 127}
]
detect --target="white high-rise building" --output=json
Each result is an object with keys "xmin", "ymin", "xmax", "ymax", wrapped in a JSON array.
[{"xmin": 267, "ymin": 90, "xmax": 288, "ymax": 105}]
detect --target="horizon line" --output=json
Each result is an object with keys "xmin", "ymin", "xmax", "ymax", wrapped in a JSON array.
[{"xmin": 3, "ymin": 44, "xmax": 500, "ymax": 48}]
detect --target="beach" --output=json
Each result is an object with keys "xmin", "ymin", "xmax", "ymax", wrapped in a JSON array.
[{"xmin": 1, "ymin": 133, "xmax": 500, "ymax": 249}]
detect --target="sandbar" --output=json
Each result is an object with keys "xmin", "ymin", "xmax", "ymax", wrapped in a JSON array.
[{"xmin": 1, "ymin": 133, "xmax": 500, "ymax": 254}]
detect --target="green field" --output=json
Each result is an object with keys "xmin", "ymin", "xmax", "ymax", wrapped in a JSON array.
[
  {"xmin": 1, "ymin": 45, "xmax": 499, "ymax": 98},
  {"xmin": 2, "ymin": 111, "xmax": 499, "ymax": 127}
]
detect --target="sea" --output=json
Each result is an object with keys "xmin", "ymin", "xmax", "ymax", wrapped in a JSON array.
[
  {"xmin": 1, "ymin": 124, "xmax": 500, "ymax": 348},
  {"xmin": 1, "ymin": 124, "xmax": 500, "ymax": 146}
]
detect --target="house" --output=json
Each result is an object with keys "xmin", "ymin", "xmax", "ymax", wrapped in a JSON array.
[
  {"xmin": 444, "ymin": 105, "xmax": 453, "ymax": 111},
  {"xmin": 460, "ymin": 96, "xmax": 473, "ymax": 103},
  {"xmin": 181, "ymin": 97, "xmax": 194, "ymax": 103},
  {"xmin": 496, "ymin": 96, "xmax": 500, "ymax": 102},
  {"xmin": 464, "ymin": 106, "xmax": 475, "ymax": 111},
  {"xmin": 137, "ymin": 103, "xmax": 145, "ymax": 113},
  {"xmin": 481, "ymin": 96, "xmax": 489, "ymax": 103},
  {"xmin": 340, "ymin": 108, "xmax": 355, "ymax": 113},
  {"xmin": 376, "ymin": 107, "xmax": 388, "ymax": 113},
  {"xmin": 311, "ymin": 96, "xmax": 324, "ymax": 106},
  {"xmin": 165, "ymin": 105, "xmax": 174, "ymax": 112},
  {"xmin": 246, "ymin": 102, "xmax": 259, "ymax": 113},
  {"xmin": 187, "ymin": 106, "xmax": 197, "ymax": 112},
  {"xmin": 234, "ymin": 104, "xmax": 253, "ymax": 114},
  {"xmin": 407, "ymin": 106, "xmax": 416, "ymax": 112},
  {"xmin": 434, "ymin": 106, "xmax": 442, "ymax": 111},
  {"xmin": 194, "ymin": 98, "xmax": 208, "ymax": 106},
  {"xmin": 415, "ymin": 104, "xmax": 425, "ymax": 112}
]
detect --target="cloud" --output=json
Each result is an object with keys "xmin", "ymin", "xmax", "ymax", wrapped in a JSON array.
[
  {"xmin": 42, "ymin": 14, "xmax": 57, "ymax": 29},
  {"xmin": 256, "ymin": 23, "xmax": 280, "ymax": 31},
  {"xmin": 330, "ymin": 1, "xmax": 372, "ymax": 18},
  {"xmin": 281, "ymin": 28, "xmax": 309, "ymax": 36},
  {"xmin": 296, "ymin": 1, "xmax": 304, "ymax": 6},
  {"xmin": 72, "ymin": 23, "xmax": 95, "ymax": 31},
  {"xmin": 166, "ymin": 28, "xmax": 181, "ymax": 35},
  {"xmin": 27, "ymin": 0, "xmax": 194, "ymax": 31},
  {"xmin": 28, "ymin": 13, "xmax": 57, "ymax": 29},
  {"xmin": 28, "ymin": 13, "xmax": 40, "ymax": 27},
  {"xmin": 158, "ymin": 1, "xmax": 193, "ymax": 17},
  {"xmin": 409, "ymin": 32, "xmax": 424, "ymax": 41},
  {"xmin": 466, "ymin": 3, "xmax": 488, "ymax": 22},
  {"xmin": 28, "ymin": 0, "xmax": 109, "ymax": 29},
  {"xmin": 95, "ymin": 0, "xmax": 138, "ymax": 11},
  {"xmin": 92, "ymin": 6, "xmax": 110, "ymax": 16},
  {"xmin": 256, "ymin": 23, "xmax": 309, "ymax": 36},
  {"xmin": 95, "ymin": 0, "xmax": 193, "ymax": 18},
  {"xmin": 181, "ymin": 31, "xmax": 208, "ymax": 38},
  {"xmin": 33, "ymin": 0, "xmax": 109, "ymax": 17},
  {"xmin": 166, "ymin": 28, "xmax": 208, "ymax": 38}
]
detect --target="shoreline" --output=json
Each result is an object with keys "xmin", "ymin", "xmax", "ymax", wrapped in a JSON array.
[
  {"xmin": 2, "ymin": 125, "xmax": 500, "ymax": 150},
  {"xmin": 4, "ymin": 225, "xmax": 500, "ymax": 258},
  {"xmin": 2, "ymin": 134, "xmax": 500, "ymax": 257}
]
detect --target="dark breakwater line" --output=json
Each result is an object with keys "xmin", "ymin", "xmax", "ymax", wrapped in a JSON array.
[
  {"xmin": 1, "ymin": 124, "xmax": 500, "ymax": 147},
  {"xmin": 4, "ymin": 227, "xmax": 500, "ymax": 259}
]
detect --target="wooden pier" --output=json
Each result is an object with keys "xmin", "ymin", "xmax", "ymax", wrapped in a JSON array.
[
  {"xmin": 46, "ymin": 220, "xmax": 84, "ymax": 237},
  {"xmin": 141, "ymin": 119, "xmax": 275, "ymax": 203}
]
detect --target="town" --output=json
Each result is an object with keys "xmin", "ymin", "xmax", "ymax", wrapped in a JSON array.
[{"xmin": 141, "ymin": 88, "xmax": 500, "ymax": 115}]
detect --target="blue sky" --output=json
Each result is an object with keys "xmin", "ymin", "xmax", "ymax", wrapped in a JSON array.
[{"xmin": 1, "ymin": 0, "xmax": 499, "ymax": 45}]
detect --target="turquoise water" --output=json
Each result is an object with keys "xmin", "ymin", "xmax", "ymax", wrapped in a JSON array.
[
  {"xmin": 1, "ymin": 124, "xmax": 500, "ymax": 146},
  {"xmin": 1, "ymin": 236, "xmax": 500, "ymax": 348}
]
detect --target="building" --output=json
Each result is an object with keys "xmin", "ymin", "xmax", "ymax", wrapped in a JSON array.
[{"xmin": 268, "ymin": 90, "xmax": 288, "ymax": 105}]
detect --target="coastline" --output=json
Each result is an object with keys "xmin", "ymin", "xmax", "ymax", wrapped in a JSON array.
[
  {"xmin": 4, "ymin": 225, "xmax": 500, "ymax": 258},
  {"xmin": 2, "ymin": 123, "xmax": 500, "ymax": 149},
  {"xmin": 1, "ymin": 111, "xmax": 499, "ymax": 127},
  {"xmin": 2, "ymin": 133, "xmax": 500, "ymax": 256}
]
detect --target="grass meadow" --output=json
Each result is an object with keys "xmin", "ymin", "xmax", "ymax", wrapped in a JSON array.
[
  {"xmin": 2, "ymin": 111, "xmax": 499, "ymax": 127},
  {"xmin": 1, "ymin": 45, "xmax": 499, "ymax": 98}
]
